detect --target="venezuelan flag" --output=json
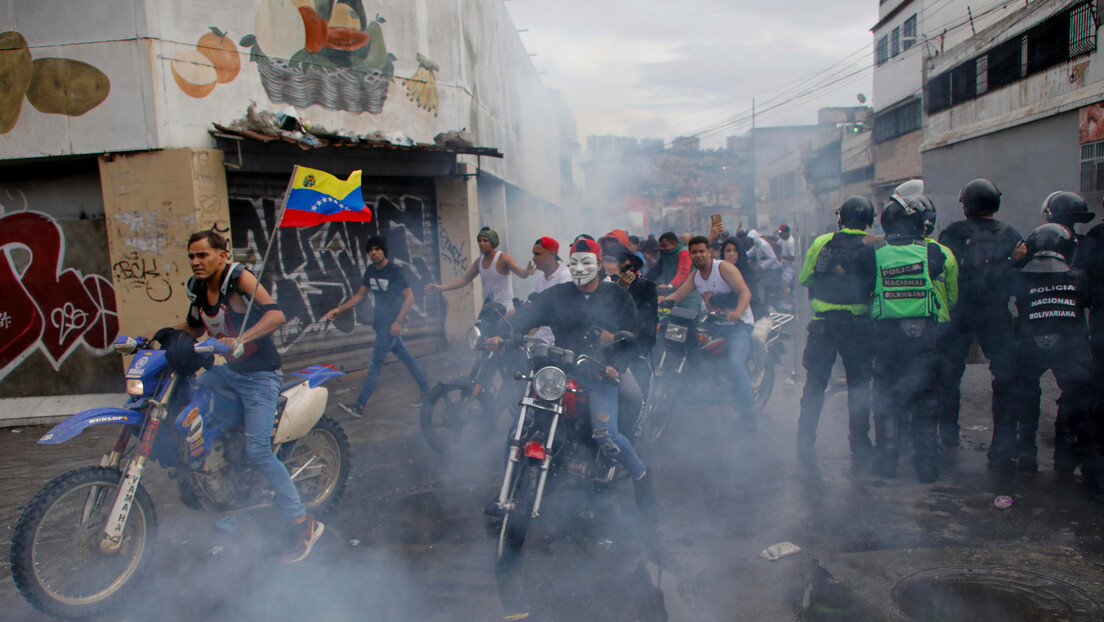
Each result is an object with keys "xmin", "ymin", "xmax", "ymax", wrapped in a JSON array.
[{"xmin": 279, "ymin": 167, "xmax": 372, "ymax": 227}]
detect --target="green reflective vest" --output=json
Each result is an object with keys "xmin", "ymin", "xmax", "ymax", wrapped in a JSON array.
[{"xmin": 872, "ymin": 241, "xmax": 937, "ymax": 319}]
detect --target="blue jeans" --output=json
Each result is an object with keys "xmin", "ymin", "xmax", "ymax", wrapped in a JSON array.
[
  {"xmin": 197, "ymin": 366, "xmax": 305, "ymax": 521},
  {"xmin": 722, "ymin": 323, "xmax": 755, "ymax": 418},
  {"xmin": 576, "ymin": 376, "xmax": 647, "ymax": 479},
  {"xmin": 356, "ymin": 330, "xmax": 430, "ymax": 406}
]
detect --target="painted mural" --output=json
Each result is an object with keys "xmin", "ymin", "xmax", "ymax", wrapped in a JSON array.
[
  {"xmin": 169, "ymin": 0, "xmax": 439, "ymax": 117},
  {"xmin": 1079, "ymin": 102, "xmax": 1104, "ymax": 144},
  {"xmin": 0, "ymin": 31, "xmax": 110, "ymax": 133},
  {"xmin": 0, "ymin": 210, "xmax": 119, "ymax": 382},
  {"xmin": 228, "ymin": 181, "xmax": 441, "ymax": 360},
  {"xmin": 171, "ymin": 27, "xmax": 242, "ymax": 98}
]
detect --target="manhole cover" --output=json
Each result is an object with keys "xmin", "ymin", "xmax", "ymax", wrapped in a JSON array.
[{"xmin": 892, "ymin": 566, "xmax": 1102, "ymax": 622}]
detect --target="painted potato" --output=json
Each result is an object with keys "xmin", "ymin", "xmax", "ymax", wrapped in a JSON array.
[
  {"xmin": 0, "ymin": 31, "xmax": 33, "ymax": 133},
  {"xmin": 26, "ymin": 58, "xmax": 110, "ymax": 116}
]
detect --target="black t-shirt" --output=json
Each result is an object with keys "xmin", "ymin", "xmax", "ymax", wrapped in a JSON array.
[{"xmin": 361, "ymin": 261, "xmax": 409, "ymax": 329}]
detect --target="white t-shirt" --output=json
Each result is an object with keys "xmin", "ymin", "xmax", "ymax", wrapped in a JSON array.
[
  {"xmin": 778, "ymin": 236, "xmax": 795, "ymax": 267},
  {"xmin": 694, "ymin": 259, "xmax": 754, "ymax": 326},
  {"xmin": 529, "ymin": 264, "xmax": 571, "ymax": 344},
  {"xmin": 479, "ymin": 250, "xmax": 515, "ymax": 311}
]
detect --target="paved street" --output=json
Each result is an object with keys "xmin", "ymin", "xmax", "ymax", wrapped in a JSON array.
[{"xmin": 2, "ymin": 341, "xmax": 1104, "ymax": 621}]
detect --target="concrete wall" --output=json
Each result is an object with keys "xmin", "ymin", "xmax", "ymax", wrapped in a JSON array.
[
  {"xmin": 921, "ymin": 110, "xmax": 1079, "ymax": 237},
  {"xmin": 0, "ymin": 161, "xmax": 122, "ymax": 397},
  {"xmin": 873, "ymin": 129, "xmax": 923, "ymax": 190},
  {"xmin": 435, "ymin": 169, "xmax": 480, "ymax": 346},
  {"xmin": 0, "ymin": 0, "xmax": 571, "ymax": 208}
]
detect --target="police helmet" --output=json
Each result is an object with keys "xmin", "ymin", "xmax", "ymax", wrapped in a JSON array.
[
  {"xmin": 959, "ymin": 179, "xmax": 1001, "ymax": 217},
  {"xmin": 1041, "ymin": 191, "xmax": 1095, "ymax": 226},
  {"xmin": 1026, "ymin": 222, "xmax": 1076, "ymax": 263},
  {"xmin": 837, "ymin": 196, "xmax": 875, "ymax": 230},
  {"xmin": 881, "ymin": 199, "xmax": 925, "ymax": 238}
]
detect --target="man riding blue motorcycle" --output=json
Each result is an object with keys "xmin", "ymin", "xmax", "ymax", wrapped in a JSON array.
[{"xmin": 166, "ymin": 230, "xmax": 322, "ymax": 563}]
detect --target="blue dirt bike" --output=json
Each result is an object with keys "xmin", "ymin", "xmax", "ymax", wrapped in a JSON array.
[{"xmin": 10, "ymin": 333, "xmax": 350, "ymax": 619}]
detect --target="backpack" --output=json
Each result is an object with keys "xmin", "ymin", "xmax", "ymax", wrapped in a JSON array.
[{"xmin": 956, "ymin": 221, "xmax": 1010, "ymax": 303}]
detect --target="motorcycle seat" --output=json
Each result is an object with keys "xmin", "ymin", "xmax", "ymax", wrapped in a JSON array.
[{"xmin": 281, "ymin": 376, "xmax": 309, "ymax": 392}]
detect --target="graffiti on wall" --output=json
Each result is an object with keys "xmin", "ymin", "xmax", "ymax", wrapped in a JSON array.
[
  {"xmin": 0, "ymin": 210, "xmax": 119, "ymax": 381},
  {"xmin": 229, "ymin": 187, "xmax": 440, "ymax": 352}
]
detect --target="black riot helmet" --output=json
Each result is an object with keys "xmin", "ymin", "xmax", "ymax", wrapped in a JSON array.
[
  {"xmin": 836, "ymin": 196, "xmax": 875, "ymax": 230},
  {"xmin": 1041, "ymin": 191, "xmax": 1095, "ymax": 227},
  {"xmin": 959, "ymin": 179, "xmax": 1001, "ymax": 217},
  {"xmin": 881, "ymin": 198, "xmax": 925, "ymax": 239},
  {"xmin": 920, "ymin": 200, "xmax": 937, "ymax": 237},
  {"xmin": 1026, "ymin": 223, "xmax": 1076, "ymax": 264}
]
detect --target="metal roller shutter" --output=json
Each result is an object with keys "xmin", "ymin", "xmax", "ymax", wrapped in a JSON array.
[{"xmin": 226, "ymin": 173, "xmax": 444, "ymax": 372}]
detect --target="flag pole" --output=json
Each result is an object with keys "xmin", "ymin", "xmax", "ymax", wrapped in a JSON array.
[{"xmin": 232, "ymin": 165, "xmax": 298, "ymax": 358}]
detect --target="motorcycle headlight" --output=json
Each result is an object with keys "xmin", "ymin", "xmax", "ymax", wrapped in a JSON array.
[
  {"xmin": 533, "ymin": 366, "xmax": 568, "ymax": 401},
  {"xmin": 467, "ymin": 326, "xmax": 482, "ymax": 350},
  {"xmin": 665, "ymin": 324, "xmax": 688, "ymax": 343},
  {"xmin": 126, "ymin": 379, "xmax": 145, "ymax": 396}
]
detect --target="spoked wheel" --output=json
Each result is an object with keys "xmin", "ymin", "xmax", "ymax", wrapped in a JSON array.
[
  {"xmin": 278, "ymin": 415, "xmax": 350, "ymax": 515},
  {"xmin": 495, "ymin": 460, "xmax": 540, "ymax": 569},
  {"xmin": 420, "ymin": 381, "xmax": 496, "ymax": 454},
  {"xmin": 749, "ymin": 355, "xmax": 776, "ymax": 412},
  {"xmin": 10, "ymin": 466, "xmax": 156, "ymax": 619},
  {"xmin": 640, "ymin": 374, "xmax": 674, "ymax": 444}
]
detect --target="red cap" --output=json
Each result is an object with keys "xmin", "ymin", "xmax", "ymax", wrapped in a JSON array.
[
  {"xmin": 536, "ymin": 236, "xmax": 559, "ymax": 254},
  {"xmin": 570, "ymin": 238, "xmax": 602, "ymax": 260},
  {"xmin": 601, "ymin": 229, "xmax": 631, "ymax": 248}
]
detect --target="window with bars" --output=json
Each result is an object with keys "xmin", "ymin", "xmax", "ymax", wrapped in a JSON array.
[
  {"xmin": 925, "ymin": 0, "xmax": 1097, "ymax": 114},
  {"xmin": 876, "ymin": 35, "xmax": 889, "ymax": 65},
  {"xmin": 892, "ymin": 27, "xmax": 901, "ymax": 57},
  {"xmin": 903, "ymin": 14, "xmax": 918, "ymax": 50},
  {"xmin": 874, "ymin": 98, "xmax": 923, "ymax": 143},
  {"xmin": 1080, "ymin": 141, "xmax": 1104, "ymax": 194}
]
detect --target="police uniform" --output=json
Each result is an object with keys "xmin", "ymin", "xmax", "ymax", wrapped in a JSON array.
[
  {"xmin": 796, "ymin": 228, "xmax": 876, "ymax": 457},
  {"xmin": 937, "ymin": 218, "xmax": 1023, "ymax": 464},
  {"xmin": 870, "ymin": 238, "xmax": 953, "ymax": 482}
]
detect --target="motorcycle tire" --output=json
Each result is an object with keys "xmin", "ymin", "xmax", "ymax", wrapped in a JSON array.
[
  {"xmin": 495, "ymin": 460, "xmax": 540, "ymax": 569},
  {"xmin": 640, "ymin": 374, "xmax": 673, "ymax": 444},
  {"xmin": 751, "ymin": 361, "xmax": 776, "ymax": 412},
  {"xmin": 278, "ymin": 415, "xmax": 350, "ymax": 516},
  {"xmin": 420, "ymin": 380, "xmax": 497, "ymax": 454},
  {"xmin": 11, "ymin": 466, "xmax": 157, "ymax": 620}
]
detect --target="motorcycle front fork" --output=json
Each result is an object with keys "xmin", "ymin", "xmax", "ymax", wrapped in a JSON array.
[
  {"xmin": 494, "ymin": 381, "xmax": 558, "ymax": 520},
  {"xmin": 96, "ymin": 375, "xmax": 178, "ymax": 554}
]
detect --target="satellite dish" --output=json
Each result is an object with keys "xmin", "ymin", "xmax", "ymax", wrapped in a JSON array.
[{"xmin": 857, "ymin": 93, "xmax": 867, "ymax": 104}]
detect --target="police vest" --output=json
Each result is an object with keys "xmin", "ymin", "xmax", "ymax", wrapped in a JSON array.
[
  {"xmin": 811, "ymin": 232, "xmax": 872, "ymax": 306},
  {"xmin": 1014, "ymin": 269, "xmax": 1087, "ymax": 336},
  {"xmin": 872, "ymin": 241, "xmax": 937, "ymax": 320}
]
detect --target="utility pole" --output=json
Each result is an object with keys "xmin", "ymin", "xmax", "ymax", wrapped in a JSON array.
[{"xmin": 750, "ymin": 98, "xmax": 756, "ymax": 230}]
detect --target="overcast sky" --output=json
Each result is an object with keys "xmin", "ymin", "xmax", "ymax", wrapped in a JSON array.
[{"xmin": 504, "ymin": 0, "xmax": 879, "ymax": 149}]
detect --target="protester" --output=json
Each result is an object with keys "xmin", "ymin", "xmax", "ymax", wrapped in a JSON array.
[
  {"xmin": 329, "ymin": 235, "xmax": 431, "ymax": 417},
  {"xmin": 425, "ymin": 226, "xmax": 533, "ymax": 311}
]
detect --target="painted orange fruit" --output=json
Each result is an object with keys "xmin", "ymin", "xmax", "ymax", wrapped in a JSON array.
[
  {"xmin": 197, "ymin": 27, "xmax": 240, "ymax": 84},
  {"xmin": 170, "ymin": 48, "xmax": 218, "ymax": 98},
  {"xmin": 298, "ymin": 7, "xmax": 328, "ymax": 54}
]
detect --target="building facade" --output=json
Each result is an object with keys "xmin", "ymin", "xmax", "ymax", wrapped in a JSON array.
[
  {"xmin": 921, "ymin": 0, "xmax": 1101, "ymax": 235},
  {"xmin": 0, "ymin": 0, "xmax": 581, "ymax": 414}
]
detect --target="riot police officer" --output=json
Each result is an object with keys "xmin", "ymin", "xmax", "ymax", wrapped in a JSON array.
[
  {"xmin": 1040, "ymin": 191, "xmax": 1099, "ymax": 474},
  {"xmin": 870, "ymin": 196, "xmax": 956, "ymax": 483},
  {"xmin": 796, "ymin": 196, "xmax": 877, "ymax": 465},
  {"xmin": 1009, "ymin": 223, "xmax": 1103, "ymax": 500},
  {"xmin": 937, "ymin": 179, "xmax": 1026, "ymax": 466}
]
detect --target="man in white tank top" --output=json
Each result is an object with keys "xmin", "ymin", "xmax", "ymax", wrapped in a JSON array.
[
  {"xmin": 659, "ymin": 235, "xmax": 758, "ymax": 429},
  {"xmin": 425, "ymin": 226, "xmax": 533, "ymax": 311}
]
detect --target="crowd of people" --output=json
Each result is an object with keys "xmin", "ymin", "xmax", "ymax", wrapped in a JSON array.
[{"xmin": 171, "ymin": 179, "xmax": 1104, "ymax": 562}]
